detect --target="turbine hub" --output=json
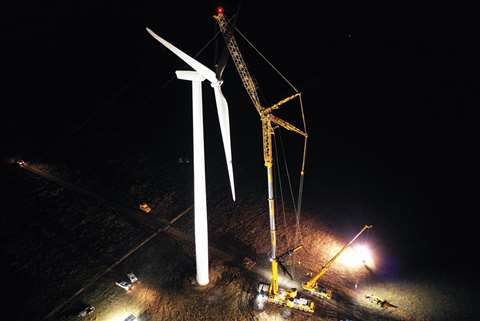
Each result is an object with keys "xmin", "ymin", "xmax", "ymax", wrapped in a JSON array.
[{"xmin": 210, "ymin": 80, "xmax": 223, "ymax": 88}]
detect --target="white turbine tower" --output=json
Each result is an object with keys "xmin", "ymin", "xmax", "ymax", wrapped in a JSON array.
[{"xmin": 146, "ymin": 28, "xmax": 235, "ymax": 285}]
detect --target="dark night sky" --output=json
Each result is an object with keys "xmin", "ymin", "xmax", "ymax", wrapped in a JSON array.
[{"xmin": 1, "ymin": 2, "xmax": 477, "ymax": 276}]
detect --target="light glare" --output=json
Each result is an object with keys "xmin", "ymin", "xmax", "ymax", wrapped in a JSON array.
[
  {"xmin": 337, "ymin": 243, "xmax": 375, "ymax": 269},
  {"xmin": 353, "ymin": 244, "xmax": 375, "ymax": 268}
]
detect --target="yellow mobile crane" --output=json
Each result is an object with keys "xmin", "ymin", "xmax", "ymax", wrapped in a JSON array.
[
  {"xmin": 302, "ymin": 224, "xmax": 373, "ymax": 299},
  {"xmin": 214, "ymin": 7, "xmax": 314, "ymax": 313}
]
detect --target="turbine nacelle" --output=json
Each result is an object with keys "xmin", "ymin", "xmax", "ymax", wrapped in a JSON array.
[{"xmin": 176, "ymin": 70, "xmax": 206, "ymax": 82}]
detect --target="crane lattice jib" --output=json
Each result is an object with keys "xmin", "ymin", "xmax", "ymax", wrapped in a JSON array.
[
  {"xmin": 268, "ymin": 115, "xmax": 307, "ymax": 137},
  {"xmin": 214, "ymin": 13, "xmax": 264, "ymax": 114}
]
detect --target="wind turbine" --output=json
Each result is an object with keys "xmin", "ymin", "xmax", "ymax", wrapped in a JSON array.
[{"xmin": 146, "ymin": 28, "xmax": 235, "ymax": 285}]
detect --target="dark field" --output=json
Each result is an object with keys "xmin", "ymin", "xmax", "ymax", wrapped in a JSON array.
[{"xmin": 1, "ymin": 117, "xmax": 475, "ymax": 320}]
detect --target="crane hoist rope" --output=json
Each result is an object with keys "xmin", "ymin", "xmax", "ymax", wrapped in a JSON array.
[
  {"xmin": 233, "ymin": 26, "xmax": 299, "ymax": 93},
  {"xmin": 273, "ymin": 130, "xmax": 291, "ymax": 250},
  {"xmin": 232, "ymin": 26, "xmax": 310, "ymax": 251},
  {"xmin": 236, "ymin": 23, "xmax": 309, "ymax": 283}
]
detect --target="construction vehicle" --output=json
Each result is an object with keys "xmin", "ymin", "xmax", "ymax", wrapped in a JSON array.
[
  {"xmin": 139, "ymin": 202, "xmax": 152, "ymax": 213},
  {"xmin": 365, "ymin": 294, "xmax": 398, "ymax": 308},
  {"xmin": 115, "ymin": 280, "xmax": 133, "ymax": 292},
  {"xmin": 127, "ymin": 272, "xmax": 138, "ymax": 283},
  {"xmin": 302, "ymin": 225, "xmax": 372, "ymax": 299},
  {"xmin": 123, "ymin": 315, "xmax": 137, "ymax": 321},
  {"xmin": 77, "ymin": 305, "xmax": 95, "ymax": 318},
  {"xmin": 214, "ymin": 7, "xmax": 314, "ymax": 314}
]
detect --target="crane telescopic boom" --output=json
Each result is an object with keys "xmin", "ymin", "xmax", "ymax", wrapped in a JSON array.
[{"xmin": 303, "ymin": 225, "xmax": 373, "ymax": 298}]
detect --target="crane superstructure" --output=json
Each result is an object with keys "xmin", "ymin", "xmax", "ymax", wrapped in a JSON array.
[
  {"xmin": 303, "ymin": 224, "xmax": 373, "ymax": 299},
  {"xmin": 214, "ymin": 7, "xmax": 314, "ymax": 313}
]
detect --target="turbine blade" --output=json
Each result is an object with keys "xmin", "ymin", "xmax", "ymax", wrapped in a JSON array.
[
  {"xmin": 213, "ymin": 86, "xmax": 235, "ymax": 201},
  {"xmin": 215, "ymin": 47, "xmax": 229, "ymax": 80},
  {"xmin": 146, "ymin": 28, "xmax": 217, "ymax": 83}
]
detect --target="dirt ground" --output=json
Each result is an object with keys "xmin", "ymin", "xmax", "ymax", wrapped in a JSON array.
[
  {"xmin": 56, "ymin": 233, "xmax": 258, "ymax": 321},
  {"xmin": 2, "ymin": 153, "xmax": 474, "ymax": 321}
]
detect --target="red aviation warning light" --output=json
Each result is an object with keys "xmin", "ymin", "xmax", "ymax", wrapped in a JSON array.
[{"xmin": 216, "ymin": 6, "xmax": 225, "ymax": 15}]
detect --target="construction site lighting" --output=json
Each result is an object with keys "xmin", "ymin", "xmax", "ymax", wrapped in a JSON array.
[
  {"xmin": 353, "ymin": 244, "xmax": 374, "ymax": 267},
  {"xmin": 106, "ymin": 311, "xmax": 137, "ymax": 321},
  {"xmin": 103, "ymin": 302, "xmax": 141, "ymax": 321},
  {"xmin": 337, "ymin": 243, "xmax": 375, "ymax": 269}
]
